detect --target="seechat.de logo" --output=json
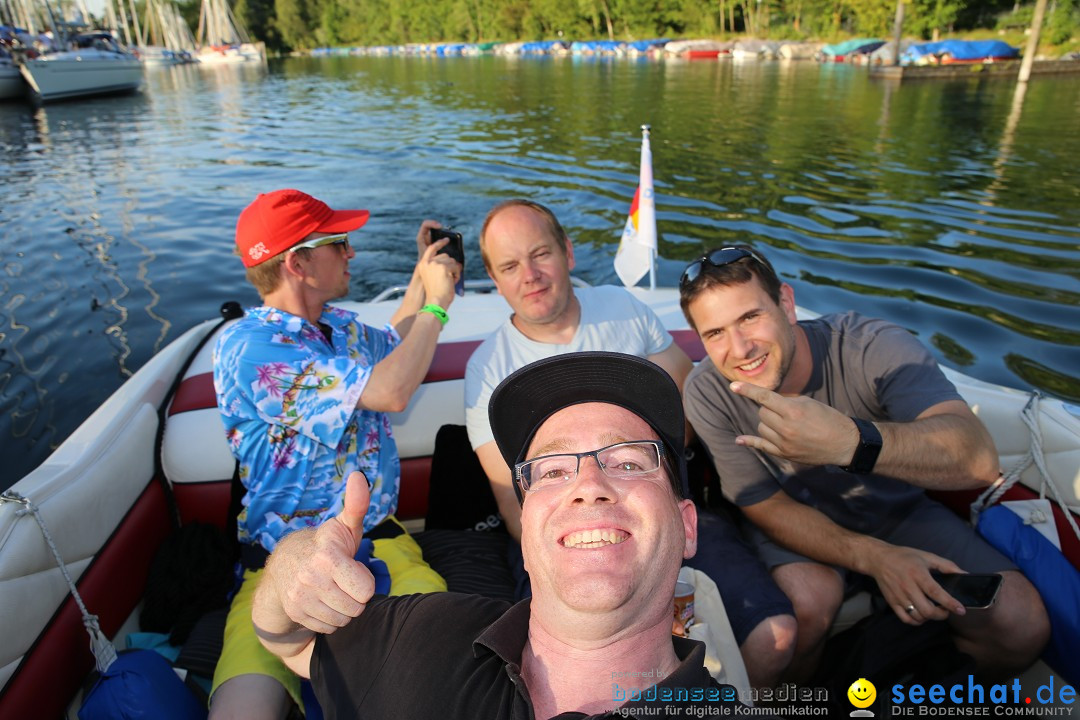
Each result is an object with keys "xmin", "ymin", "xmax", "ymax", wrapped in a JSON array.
[{"xmin": 891, "ymin": 675, "xmax": 1076, "ymax": 716}]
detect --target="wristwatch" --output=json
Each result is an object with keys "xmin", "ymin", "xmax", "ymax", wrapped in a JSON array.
[{"xmin": 841, "ymin": 417, "xmax": 882, "ymax": 474}]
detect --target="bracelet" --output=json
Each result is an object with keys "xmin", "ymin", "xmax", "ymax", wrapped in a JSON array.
[{"xmin": 418, "ymin": 304, "xmax": 448, "ymax": 326}]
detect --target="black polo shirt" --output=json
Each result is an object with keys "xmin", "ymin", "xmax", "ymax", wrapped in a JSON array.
[{"xmin": 312, "ymin": 592, "xmax": 743, "ymax": 719}]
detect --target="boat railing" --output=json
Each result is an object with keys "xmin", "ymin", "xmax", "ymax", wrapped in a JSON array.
[{"xmin": 368, "ymin": 276, "xmax": 590, "ymax": 303}]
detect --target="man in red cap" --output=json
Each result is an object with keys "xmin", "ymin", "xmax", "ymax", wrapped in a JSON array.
[{"xmin": 210, "ymin": 189, "xmax": 461, "ymax": 718}]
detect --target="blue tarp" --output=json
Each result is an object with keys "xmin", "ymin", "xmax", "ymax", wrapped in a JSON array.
[
  {"xmin": 520, "ymin": 40, "xmax": 568, "ymax": 54},
  {"xmin": 435, "ymin": 43, "xmax": 467, "ymax": 55},
  {"xmin": 902, "ymin": 39, "xmax": 1019, "ymax": 63},
  {"xmin": 627, "ymin": 39, "xmax": 668, "ymax": 52},
  {"xmin": 570, "ymin": 40, "xmax": 626, "ymax": 53}
]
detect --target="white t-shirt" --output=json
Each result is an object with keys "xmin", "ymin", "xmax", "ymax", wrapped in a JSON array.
[{"xmin": 465, "ymin": 285, "xmax": 674, "ymax": 450}]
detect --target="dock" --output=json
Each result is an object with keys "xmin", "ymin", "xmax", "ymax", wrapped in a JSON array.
[{"xmin": 870, "ymin": 59, "xmax": 1080, "ymax": 81}]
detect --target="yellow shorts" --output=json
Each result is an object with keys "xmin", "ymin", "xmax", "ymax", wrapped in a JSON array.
[{"xmin": 210, "ymin": 517, "xmax": 446, "ymax": 710}]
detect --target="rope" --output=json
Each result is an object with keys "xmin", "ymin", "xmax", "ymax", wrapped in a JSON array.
[
  {"xmin": 971, "ymin": 393, "xmax": 1080, "ymax": 544},
  {"xmin": 0, "ymin": 491, "xmax": 117, "ymax": 674}
]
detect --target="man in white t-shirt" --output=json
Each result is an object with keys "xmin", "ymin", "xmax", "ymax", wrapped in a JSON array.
[{"xmin": 463, "ymin": 199, "xmax": 797, "ymax": 688}]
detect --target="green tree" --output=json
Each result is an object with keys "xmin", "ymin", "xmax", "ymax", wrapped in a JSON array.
[
  {"xmin": 907, "ymin": 0, "xmax": 965, "ymax": 37},
  {"xmin": 1047, "ymin": 0, "xmax": 1079, "ymax": 43},
  {"xmin": 235, "ymin": 0, "xmax": 283, "ymax": 50},
  {"xmin": 275, "ymin": 0, "xmax": 312, "ymax": 47}
]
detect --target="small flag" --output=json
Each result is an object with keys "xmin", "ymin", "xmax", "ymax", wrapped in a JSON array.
[{"xmin": 614, "ymin": 126, "xmax": 657, "ymax": 288}]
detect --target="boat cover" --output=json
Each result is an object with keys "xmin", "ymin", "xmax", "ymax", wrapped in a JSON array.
[
  {"xmin": 820, "ymin": 38, "xmax": 881, "ymax": 56},
  {"xmin": 570, "ymin": 40, "xmax": 627, "ymax": 53},
  {"xmin": 664, "ymin": 39, "xmax": 731, "ymax": 54},
  {"xmin": 626, "ymin": 39, "xmax": 668, "ymax": 53},
  {"xmin": 868, "ymin": 38, "xmax": 917, "ymax": 61},
  {"xmin": 520, "ymin": 40, "xmax": 569, "ymax": 53},
  {"xmin": 902, "ymin": 40, "xmax": 1019, "ymax": 63}
]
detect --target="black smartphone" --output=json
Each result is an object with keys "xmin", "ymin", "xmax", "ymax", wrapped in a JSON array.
[
  {"xmin": 430, "ymin": 228, "xmax": 464, "ymax": 265},
  {"xmin": 930, "ymin": 572, "xmax": 1003, "ymax": 609},
  {"xmin": 430, "ymin": 228, "xmax": 464, "ymax": 296}
]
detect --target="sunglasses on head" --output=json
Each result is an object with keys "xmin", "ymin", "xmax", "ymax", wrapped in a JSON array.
[
  {"xmin": 289, "ymin": 233, "xmax": 350, "ymax": 253},
  {"xmin": 679, "ymin": 247, "xmax": 758, "ymax": 289}
]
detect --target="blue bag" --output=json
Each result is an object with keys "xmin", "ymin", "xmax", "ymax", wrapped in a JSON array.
[
  {"xmin": 977, "ymin": 505, "xmax": 1080, "ymax": 686},
  {"xmin": 79, "ymin": 649, "xmax": 206, "ymax": 720}
]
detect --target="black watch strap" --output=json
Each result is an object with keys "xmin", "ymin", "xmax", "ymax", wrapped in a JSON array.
[{"xmin": 841, "ymin": 417, "xmax": 882, "ymax": 474}]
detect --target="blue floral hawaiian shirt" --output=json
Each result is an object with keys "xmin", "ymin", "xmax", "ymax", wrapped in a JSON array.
[{"xmin": 213, "ymin": 304, "xmax": 401, "ymax": 552}]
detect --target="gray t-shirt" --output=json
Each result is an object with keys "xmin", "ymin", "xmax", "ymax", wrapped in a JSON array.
[
  {"xmin": 684, "ymin": 311, "xmax": 963, "ymax": 534},
  {"xmin": 465, "ymin": 285, "xmax": 673, "ymax": 450}
]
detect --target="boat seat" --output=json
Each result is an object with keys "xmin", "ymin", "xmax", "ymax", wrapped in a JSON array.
[{"xmin": 160, "ymin": 323, "xmax": 486, "ymax": 525}]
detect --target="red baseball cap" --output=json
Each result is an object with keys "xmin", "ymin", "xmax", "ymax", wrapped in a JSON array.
[{"xmin": 236, "ymin": 189, "xmax": 371, "ymax": 267}]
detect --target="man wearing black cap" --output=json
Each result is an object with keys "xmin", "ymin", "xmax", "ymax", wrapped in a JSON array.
[{"xmin": 250, "ymin": 353, "xmax": 745, "ymax": 719}]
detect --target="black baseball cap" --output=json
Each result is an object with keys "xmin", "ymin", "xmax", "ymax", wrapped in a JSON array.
[{"xmin": 489, "ymin": 352, "xmax": 689, "ymax": 502}]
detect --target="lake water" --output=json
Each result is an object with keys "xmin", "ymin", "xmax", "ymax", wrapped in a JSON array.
[{"xmin": 1, "ymin": 56, "xmax": 1078, "ymax": 486}]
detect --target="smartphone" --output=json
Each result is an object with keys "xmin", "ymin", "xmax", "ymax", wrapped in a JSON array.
[
  {"xmin": 930, "ymin": 572, "xmax": 1003, "ymax": 609},
  {"xmin": 430, "ymin": 228, "xmax": 464, "ymax": 265},
  {"xmin": 430, "ymin": 228, "xmax": 465, "ymax": 296}
]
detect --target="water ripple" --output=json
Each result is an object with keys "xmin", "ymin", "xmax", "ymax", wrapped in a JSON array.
[{"xmin": 1, "ymin": 56, "xmax": 1078, "ymax": 485}]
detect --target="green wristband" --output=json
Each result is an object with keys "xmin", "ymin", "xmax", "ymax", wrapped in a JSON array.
[{"xmin": 418, "ymin": 304, "xmax": 448, "ymax": 326}]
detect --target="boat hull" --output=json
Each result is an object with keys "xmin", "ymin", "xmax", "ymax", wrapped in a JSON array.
[
  {"xmin": 0, "ymin": 63, "xmax": 24, "ymax": 100},
  {"xmin": 196, "ymin": 42, "xmax": 265, "ymax": 65},
  {"xmin": 20, "ymin": 51, "xmax": 143, "ymax": 101}
]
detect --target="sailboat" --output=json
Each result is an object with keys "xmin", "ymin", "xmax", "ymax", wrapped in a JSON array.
[
  {"xmin": 19, "ymin": 30, "xmax": 143, "ymax": 100},
  {"xmin": 0, "ymin": 43, "xmax": 25, "ymax": 100},
  {"xmin": 129, "ymin": 0, "xmax": 198, "ymax": 66},
  {"xmin": 194, "ymin": 0, "xmax": 264, "ymax": 65},
  {"xmin": 14, "ymin": 0, "xmax": 142, "ymax": 102}
]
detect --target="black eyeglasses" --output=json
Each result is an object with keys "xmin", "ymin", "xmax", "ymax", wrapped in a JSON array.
[
  {"xmin": 514, "ymin": 441, "xmax": 666, "ymax": 495},
  {"xmin": 679, "ymin": 247, "xmax": 758, "ymax": 290}
]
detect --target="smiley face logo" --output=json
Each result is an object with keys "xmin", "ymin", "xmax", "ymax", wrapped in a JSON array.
[{"xmin": 847, "ymin": 678, "xmax": 876, "ymax": 709}]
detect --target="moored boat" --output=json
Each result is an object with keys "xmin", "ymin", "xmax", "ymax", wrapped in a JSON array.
[
  {"xmin": 194, "ymin": 0, "xmax": 264, "ymax": 65},
  {"xmin": 18, "ymin": 32, "xmax": 142, "ymax": 101},
  {"xmin": 901, "ymin": 39, "xmax": 1020, "ymax": 65},
  {"xmin": 818, "ymin": 37, "xmax": 883, "ymax": 62},
  {"xmin": 2, "ymin": 285, "xmax": 1078, "ymax": 718},
  {"xmin": 195, "ymin": 42, "xmax": 264, "ymax": 64},
  {"xmin": 664, "ymin": 39, "xmax": 732, "ymax": 59},
  {"xmin": 0, "ymin": 48, "xmax": 24, "ymax": 99}
]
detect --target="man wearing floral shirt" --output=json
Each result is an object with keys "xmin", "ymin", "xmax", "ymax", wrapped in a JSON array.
[{"xmin": 210, "ymin": 188, "xmax": 461, "ymax": 719}]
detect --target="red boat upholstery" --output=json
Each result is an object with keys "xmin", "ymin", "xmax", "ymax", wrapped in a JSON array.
[{"xmin": 0, "ymin": 481, "xmax": 173, "ymax": 720}]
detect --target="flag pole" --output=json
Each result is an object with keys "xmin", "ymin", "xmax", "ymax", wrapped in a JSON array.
[
  {"xmin": 614, "ymin": 124, "xmax": 658, "ymax": 289},
  {"xmin": 642, "ymin": 125, "xmax": 657, "ymax": 290}
]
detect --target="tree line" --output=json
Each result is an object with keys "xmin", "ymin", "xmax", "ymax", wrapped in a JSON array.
[{"xmin": 170, "ymin": 0, "xmax": 1077, "ymax": 54}]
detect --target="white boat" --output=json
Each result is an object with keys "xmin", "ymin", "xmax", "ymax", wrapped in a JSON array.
[
  {"xmin": 2, "ymin": 284, "xmax": 1078, "ymax": 717},
  {"xmin": 194, "ymin": 0, "xmax": 264, "ymax": 65},
  {"xmin": 138, "ymin": 45, "xmax": 181, "ymax": 65},
  {"xmin": 195, "ymin": 41, "xmax": 264, "ymax": 65},
  {"xmin": 19, "ymin": 33, "xmax": 142, "ymax": 101},
  {"xmin": 137, "ymin": 0, "xmax": 200, "ymax": 65},
  {"xmin": 0, "ymin": 51, "xmax": 24, "ymax": 99}
]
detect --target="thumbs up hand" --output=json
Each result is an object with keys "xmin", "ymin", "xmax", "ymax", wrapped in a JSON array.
[{"xmin": 263, "ymin": 471, "xmax": 376, "ymax": 635}]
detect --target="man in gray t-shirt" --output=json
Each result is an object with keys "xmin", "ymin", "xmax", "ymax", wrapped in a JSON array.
[
  {"xmin": 464, "ymin": 200, "xmax": 797, "ymax": 689},
  {"xmin": 679, "ymin": 244, "xmax": 1048, "ymax": 681}
]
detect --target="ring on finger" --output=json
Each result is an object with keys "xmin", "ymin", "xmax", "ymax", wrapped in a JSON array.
[{"xmin": 905, "ymin": 604, "xmax": 916, "ymax": 614}]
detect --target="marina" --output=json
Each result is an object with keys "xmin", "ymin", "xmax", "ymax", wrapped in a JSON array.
[{"xmin": 1, "ymin": 56, "xmax": 1078, "ymax": 484}]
